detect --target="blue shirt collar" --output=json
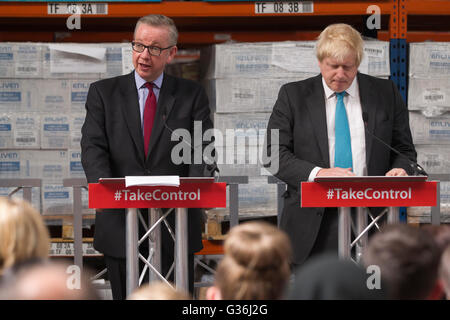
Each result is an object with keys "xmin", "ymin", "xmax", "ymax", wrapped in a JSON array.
[{"xmin": 134, "ymin": 71, "xmax": 164, "ymax": 89}]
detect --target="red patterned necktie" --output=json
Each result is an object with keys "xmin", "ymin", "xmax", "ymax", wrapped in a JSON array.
[{"xmin": 143, "ymin": 82, "xmax": 157, "ymax": 158}]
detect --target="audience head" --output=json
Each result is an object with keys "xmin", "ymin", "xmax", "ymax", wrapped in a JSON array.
[
  {"xmin": 440, "ymin": 246, "xmax": 450, "ymax": 300},
  {"xmin": 0, "ymin": 197, "xmax": 49, "ymax": 275},
  {"xmin": 286, "ymin": 254, "xmax": 387, "ymax": 300},
  {"xmin": 363, "ymin": 224, "xmax": 441, "ymax": 299},
  {"xmin": 207, "ymin": 221, "xmax": 292, "ymax": 300},
  {"xmin": 128, "ymin": 281, "xmax": 190, "ymax": 300},
  {"xmin": 422, "ymin": 224, "xmax": 450, "ymax": 253},
  {"xmin": 3, "ymin": 261, "xmax": 99, "ymax": 300}
]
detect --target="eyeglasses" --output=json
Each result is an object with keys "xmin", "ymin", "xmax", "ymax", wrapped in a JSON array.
[{"xmin": 131, "ymin": 41, "xmax": 173, "ymax": 56}]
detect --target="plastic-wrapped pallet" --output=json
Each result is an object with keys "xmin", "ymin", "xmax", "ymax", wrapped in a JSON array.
[
  {"xmin": 213, "ymin": 112, "xmax": 270, "ymax": 177},
  {"xmin": 409, "ymin": 111, "xmax": 450, "ymax": 145},
  {"xmin": 0, "ymin": 79, "xmax": 40, "ymax": 112},
  {"xmin": 408, "ymin": 78, "xmax": 450, "ymax": 116},
  {"xmin": 204, "ymin": 76, "xmax": 313, "ymax": 114},
  {"xmin": 201, "ymin": 40, "xmax": 390, "ymax": 79},
  {"xmin": 409, "ymin": 42, "xmax": 450, "ymax": 79},
  {"xmin": 0, "ymin": 43, "xmax": 42, "ymax": 79}
]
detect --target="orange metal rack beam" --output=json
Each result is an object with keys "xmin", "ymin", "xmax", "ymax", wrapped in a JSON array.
[
  {"xmin": 405, "ymin": 0, "xmax": 450, "ymax": 15},
  {"xmin": 0, "ymin": 1, "xmax": 396, "ymax": 18}
]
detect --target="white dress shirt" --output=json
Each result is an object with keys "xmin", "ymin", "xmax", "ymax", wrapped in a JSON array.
[{"xmin": 308, "ymin": 77, "xmax": 367, "ymax": 181}]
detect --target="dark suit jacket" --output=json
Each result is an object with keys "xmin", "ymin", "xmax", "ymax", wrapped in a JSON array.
[
  {"xmin": 81, "ymin": 71, "xmax": 213, "ymax": 258},
  {"xmin": 266, "ymin": 73, "xmax": 417, "ymax": 265}
]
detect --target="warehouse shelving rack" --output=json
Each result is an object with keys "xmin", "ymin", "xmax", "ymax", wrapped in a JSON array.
[{"xmin": 0, "ymin": 0, "xmax": 449, "ymax": 263}]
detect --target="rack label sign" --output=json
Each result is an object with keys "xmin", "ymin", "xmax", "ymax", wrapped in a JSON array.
[
  {"xmin": 48, "ymin": 3, "xmax": 108, "ymax": 15},
  {"xmin": 255, "ymin": 1, "xmax": 313, "ymax": 14}
]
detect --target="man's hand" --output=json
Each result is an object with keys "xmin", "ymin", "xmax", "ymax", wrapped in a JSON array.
[
  {"xmin": 385, "ymin": 168, "xmax": 408, "ymax": 176},
  {"xmin": 316, "ymin": 168, "xmax": 356, "ymax": 177}
]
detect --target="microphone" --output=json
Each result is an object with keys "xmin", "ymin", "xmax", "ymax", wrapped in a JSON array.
[
  {"xmin": 162, "ymin": 110, "xmax": 220, "ymax": 178},
  {"xmin": 362, "ymin": 112, "xmax": 427, "ymax": 176}
]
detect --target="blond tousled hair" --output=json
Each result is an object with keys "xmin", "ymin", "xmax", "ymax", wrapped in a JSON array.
[
  {"xmin": 0, "ymin": 197, "xmax": 49, "ymax": 275},
  {"xmin": 214, "ymin": 221, "xmax": 292, "ymax": 300},
  {"xmin": 316, "ymin": 23, "xmax": 364, "ymax": 66}
]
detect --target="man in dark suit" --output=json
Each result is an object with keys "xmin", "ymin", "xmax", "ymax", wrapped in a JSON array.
[
  {"xmin": 81, "ymin": 15, "xmax": 213, "ymax": 299},
  {"xmin": 265, "ymin": 23, "xmax": 417, "ymax": 268}
]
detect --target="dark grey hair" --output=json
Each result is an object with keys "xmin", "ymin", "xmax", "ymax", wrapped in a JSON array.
[{"xmin": 134, "ymin": 14, "xmax": 178, "ymax": 46}]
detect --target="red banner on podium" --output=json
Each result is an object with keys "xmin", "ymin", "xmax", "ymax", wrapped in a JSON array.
[
  {"xmin": 301, "ymin": 181, "xmax": 437, "ymax": 208},
  {"xmin": 89, "ymin": 182, "xmax": 227, "ymax": 209}
]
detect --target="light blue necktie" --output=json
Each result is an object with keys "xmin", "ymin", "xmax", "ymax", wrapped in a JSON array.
[{"xmin": 334, "ymin": 91, "xmax": 353, "ymax": 169}]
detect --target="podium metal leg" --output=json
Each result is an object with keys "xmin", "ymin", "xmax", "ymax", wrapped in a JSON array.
[
  {"xmin": 149, "ymin": 208, "xmax": 161, "ymax": 282},
  {"xmin": 126, "ymin": 208, "xmax": 139, "ymax": 297},
  {"xmin": 355, "ymin": 207, "xmax": 368, "ymax": 263},
  {"xmin": 338, "ymin": 207, "xmax": 351, "ymax": 259},
  {"xmin": 387, "ymin": 207, "xmax": 400, "ymax": 224},
  {"xmin": 175, "ymin": 208, "xmax": 188, "ymax": 292}
]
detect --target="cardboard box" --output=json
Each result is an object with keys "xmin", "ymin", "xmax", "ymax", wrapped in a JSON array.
[
  {"xmin": 409, "ymin": 42, "xmax": 450, "ymax": 78},
  {"xmin": 41, "ymin": 114, "xmax": 70, "ymax": 149},
  {"xmin": 0, "ymin": 79, "xmax": 38, "ymax": 112},
  {"xmin": 0, "ymin": 43, "xmax": 42, "ymax": 79},
  {"xmin": 416, "ymin": 145, "xmax": 450, "ymax": 174},
  {"xmin": 408, "ymin": 78, "xmax": 450, "ymax": 115},
  {"xmin": 205, "ymin": 76, "xmax": 313, "ymax": 113},
  {"xmin": 201, "ymin": 40, "xmax": 390, "ymax": 79},
  {"xmin": 409, "ymin": 111, "xmax": 450, "ymax": 144}
]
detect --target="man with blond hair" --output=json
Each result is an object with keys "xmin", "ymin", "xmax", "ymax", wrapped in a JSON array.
[{"xmin": 265, "ymin": 23, "xmax": 417, "ymax": 268}]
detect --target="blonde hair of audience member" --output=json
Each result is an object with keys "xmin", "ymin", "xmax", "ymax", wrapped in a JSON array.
[
  {"xmin": 316, "ymin": 23, "xmax": 364, "ymax": 67},
  {"xmin": 0, "ymin": 197, "xmax": 50, "ymax": 275},
  {"xmin": 440, "ymin": 246, "xmax": 450, "ymax": 300},
  {"xmin": 207, "ymin": 221, "xmax": 292, "ymax": 300},
  {"xmin": 128, "ymin": 281, "xmax": 191, "ymax": 300},
  {"xmin": 7, "ymin": 261, "xmax": 99, "ymax": 300}
]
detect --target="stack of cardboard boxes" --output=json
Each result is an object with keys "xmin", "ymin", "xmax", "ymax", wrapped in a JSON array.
[
  {"xmin": 201, "ymin": 39, "xmax": 391, "ymax": 219},
  {"xmin": 407, "ymin": 42, "xmax": 450, "ymax": 223}
]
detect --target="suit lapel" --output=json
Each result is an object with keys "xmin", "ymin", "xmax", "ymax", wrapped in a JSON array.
[
  {"xmin": 146, "ymin": 74, "xmax": 176, "ymax": 161},
  {"xmin": 305, "ymin": 75, "xmax": 330, "ymax": 167},
  {"xmin": 120, "ymin": 72, "xmax": 145, "ymax": 164},
  {"xmin": 357, "ymin": 73, "xmax": 377, "ymax": 167}
]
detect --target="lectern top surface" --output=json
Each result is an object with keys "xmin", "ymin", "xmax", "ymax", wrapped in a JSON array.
[{"xmin": 314, "ymin": 176, "xmax": 428, "ymax": 183}]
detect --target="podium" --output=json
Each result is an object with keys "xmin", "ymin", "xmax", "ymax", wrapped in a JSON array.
[
  {"xmin": 301, "ymin": 176, "xmax": 437, "ymax": 261},
  {"xmin": 88, "ymin": 177, "xmax": 226, "ymax": 295}
]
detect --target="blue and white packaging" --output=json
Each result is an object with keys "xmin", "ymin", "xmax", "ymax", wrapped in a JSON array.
[
  {"xmin": 40, "ymin": 79, "xmax": 70, "ymax": 112},
  {"xmin": 409, "ymin": 111, "xmax": 450, "ymax": 144},
  {"xmin": 41, "ymin": 115, "xmax": 70, "ymax": 149},
  {"xmin": 70, "ymin": 114, "xmax": 85, "ymax": 149},
  {"xmin": 0, "ymin": 43, "xmax": 42, "ymax": 78},
  {"xmin": 0, "ymin": 79, "xmax": 37, "ymax": 112},
  {"xmin": 41, "ymin": 182, "xmax": 72, "ymax": 215},
  {"xmin": 0, "ymin": 150, "xmax": 32, "ymax": 178},
  {"xmin": 101, "ymin": 44, "xmax": 125, "ymax": 79},
  {"xmin": 0, "ymin": 114, "xmax": 13, "ymax": 148},
  {"xmin": 408, "ymin": 78, "xmax": 450, "ymax": 115},
  {"xmin": 70, "ymin": 80, "xmax": 93, "ymax": 113},
  {"xmin": 68, "ymin": 149, "xmax": 84, "ymax": 178},
  {"xmin": 13, "ymin": 113, "xmax": 40, "ymax": 149},
  {"xmin": 409, "ymin": 42, "xmax": 450, "ymax": 79},
  {"xmin": 35, "ymin": 150, "xmax": 68, "ymax": 180}
]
